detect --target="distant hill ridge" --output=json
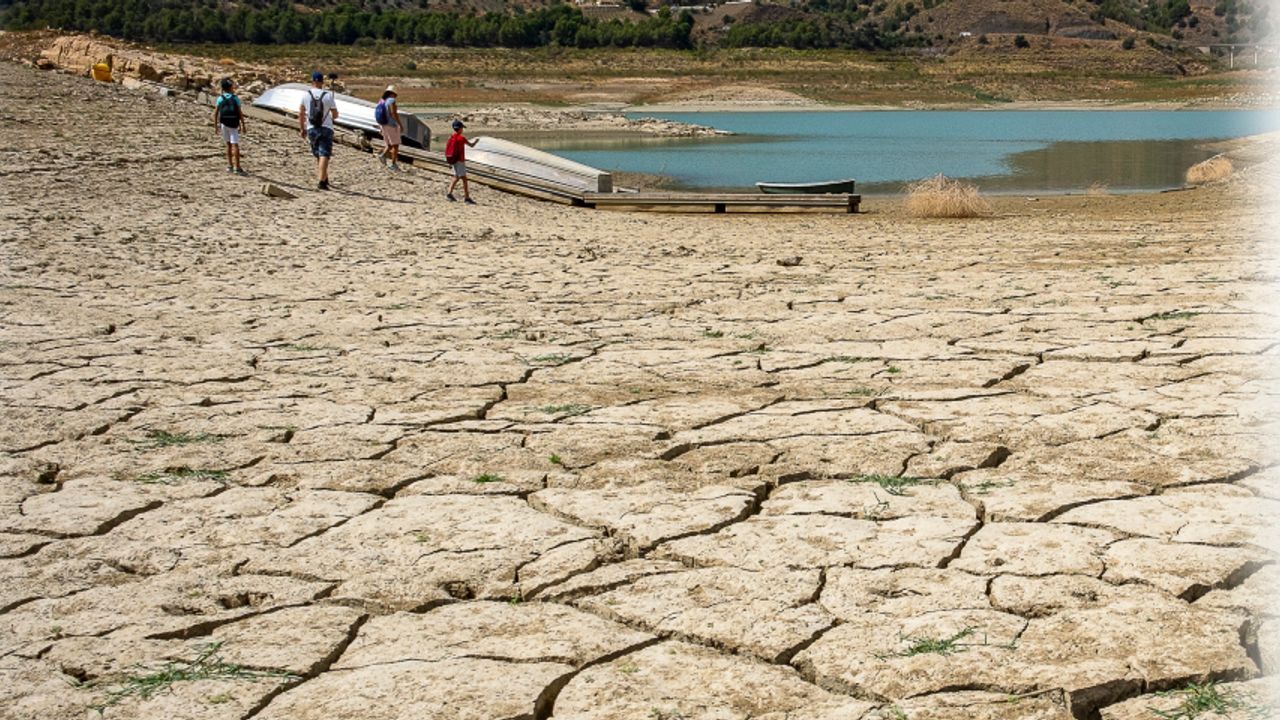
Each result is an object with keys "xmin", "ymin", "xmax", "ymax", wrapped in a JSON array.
[{"xmin": 0, "ymin": 0, "xmax": 1271, "ymax": 49}]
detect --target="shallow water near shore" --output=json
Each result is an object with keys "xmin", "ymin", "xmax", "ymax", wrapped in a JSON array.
[{"xmin": 510, "ymin": 110, "xmax": 1280, "ymax": 194}]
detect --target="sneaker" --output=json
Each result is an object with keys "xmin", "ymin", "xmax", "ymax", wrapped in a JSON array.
[
  {"xmin": 378, "ymin": 154, "xmax": 387, "ymax": 167},
  {"xmin": 227, "ymin": 166, "xmax": 235, "ymax": 173},
  {"xmin": 464, "ymin": 197, "xmax": 476, "ymax": 205},
  {"xmin": 389, "ymin": 163, "xmax": 401, "ymax": 172},
  {"xmin": 446, "ymin": 193, "xmax": 457, "ymax": 202},
  {"xmin": 235, "ymin": 168, "xmax": 248, "ymax": 176},
  {"xmin": 318, "ymin": 180, "xmax": 330, "ymax": 191}
]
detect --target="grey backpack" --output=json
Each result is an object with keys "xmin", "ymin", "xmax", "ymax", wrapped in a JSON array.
[{"xmin": 307, "ymin": 90, "xmax": 328, "ymax": 127}]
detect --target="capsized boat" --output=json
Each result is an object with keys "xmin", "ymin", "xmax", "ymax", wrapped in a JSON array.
[
  {"xmin": 757, "ymin": 178, "xmax": 856, "ymax": 195},
  {"xmin": 251, "ymin": 83, "xmax": 431, "ymax": 149},
  {"xmin": 465, "ymin": 137, "xmax": 612, "ymax": 194}
]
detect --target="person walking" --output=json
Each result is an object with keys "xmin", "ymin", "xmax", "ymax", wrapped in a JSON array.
[
  {"xmin": 445, "ymin": 119, "xmax": 478, "ymax": 204},
  {"xmin": 298, "ymin": 71, "xmax": 338, "ymax": 190},
  {"xmin": 214, "ymin": 77, "xmax": 246, "ymax": 175},
  {"xmin": 375, "ymin": 85, "xmax": 402, "ymax": 171}
]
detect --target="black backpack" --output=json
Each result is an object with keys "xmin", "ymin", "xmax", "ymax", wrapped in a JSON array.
[
  {"xmin": 308, "ymin": 90, "xmax": 328, "ymax": 127},
  {"xmin": 217, "ymin": 93, "xmax": 240, "ymax": 127}
]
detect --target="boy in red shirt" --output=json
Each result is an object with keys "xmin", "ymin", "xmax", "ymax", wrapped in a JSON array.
[{"xmin": 444, "ymin": 119, "xmax": 479, "ymax": 205}]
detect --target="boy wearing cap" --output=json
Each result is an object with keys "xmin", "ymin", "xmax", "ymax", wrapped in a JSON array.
[
  {"xmin": 444, "ymin": 119, "xmax": 478, "ymax": 204},
  {"xmin": 298, "ymin": 71, "xmax": 338, "ymax": 190},
  {"xmin": 213, "ymin": 77, "xmax": 246, "ymax": 175},
  {"xmin": 376, "ymin": 86, "xmax": 402, "ymax": 171}
]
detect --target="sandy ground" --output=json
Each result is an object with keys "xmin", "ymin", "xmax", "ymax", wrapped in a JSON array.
[{"xmin": 2, "ymin": 61, "xmax": 1280, "ymax": 720}]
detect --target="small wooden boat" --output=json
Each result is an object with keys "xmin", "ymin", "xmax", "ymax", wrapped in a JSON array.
[
  {"xmin": 756, "ymin": 178, "xmax": 856, "ymax": 195},
  {"xmin": 251, "ymin": 83, "xmax": 431, "ymax": 149}
]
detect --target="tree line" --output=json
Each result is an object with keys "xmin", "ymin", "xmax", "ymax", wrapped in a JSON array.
[{"xmin": 0, "ymin": 1, "xmax": 696, "ymax": 49}]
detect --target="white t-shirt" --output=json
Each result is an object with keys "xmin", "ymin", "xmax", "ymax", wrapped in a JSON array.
[{"xmin": 302, "ymin": 88, "xmax": 337, "ymax": 130}]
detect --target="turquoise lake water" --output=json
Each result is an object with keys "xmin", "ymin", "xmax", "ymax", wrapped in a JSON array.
[{"xmin": 516, "ymin": 110, "xmax": 1280, "ymax": 194}]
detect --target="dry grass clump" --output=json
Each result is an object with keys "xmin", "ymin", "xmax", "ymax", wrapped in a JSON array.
[
  {"xmin": 904, "ymin": 174, "xmax": 992, "ymax": 218},
  {"xmin": 1185, "ymin": 154, "xmax": 1234, "ymax": 185},
  {"xmin": 1086, "ymin": 181, "xmax": 1110, "ymax": 196}
]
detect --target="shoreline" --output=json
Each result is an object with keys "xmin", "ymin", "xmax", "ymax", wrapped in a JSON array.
[{"xmin": 408, "ymin": 98, "xmax": 1280, "ymax": 116}]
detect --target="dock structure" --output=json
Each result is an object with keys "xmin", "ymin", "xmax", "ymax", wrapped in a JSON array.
[{"xmin": 242, "ymin": 104, "xmax": 861, "ymax": 214}]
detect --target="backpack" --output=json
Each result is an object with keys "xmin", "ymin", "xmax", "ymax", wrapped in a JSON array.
[
  {"xmin": 445, "ymin": 134, "xmax": 462, "ymax": 164},
  {"xmin": 374, "ymin": 99, "xmax": 389, "ymax": 125},
  {"xmin": 217, "ymin": 93, "xmax": 240, "ymax": 127},
  {"xmin": 307, "ymin": 90, "xmax": 328, "ymax": 128}
]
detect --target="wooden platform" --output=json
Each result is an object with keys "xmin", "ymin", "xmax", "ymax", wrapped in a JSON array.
[
  {"xmin": 583, "ymin": 191, "xmax": 860, "ymax": 214},
  {"xmin": 241, "ymin": 105, "xmax": 860, "ymax": 214}
]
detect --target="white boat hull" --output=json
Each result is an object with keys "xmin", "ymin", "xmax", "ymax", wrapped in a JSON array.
[
  {"xmin": 465, "ymin": 137, "xmax": 612, "ymax": 194},
  {"xmin": 252, "ymin": 84, "xmax": 431, "ymax": 149}
]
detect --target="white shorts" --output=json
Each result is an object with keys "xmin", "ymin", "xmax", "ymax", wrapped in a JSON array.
[
  {"xmin": 220, "ymin": 124, "xmax": 240, "ymax": 145},
  {"xmin": 452, "ymin": 161, "xmax": 466, "ymax": 178}
]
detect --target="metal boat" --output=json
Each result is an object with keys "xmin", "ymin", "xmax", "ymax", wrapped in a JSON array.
[
  {"xmin": 756, "ymin": 178, "xmax": 856, "ymax": 195},
  {"xmin": 251, "ymin": 83, "xmax": 431, "ymax": 149},
  {"xmin": 465, "ymin": 137, "xmax": 612, "ymax": 194}
]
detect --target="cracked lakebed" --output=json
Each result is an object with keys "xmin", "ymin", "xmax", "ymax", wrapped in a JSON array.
[{"xmin": 1, "ymin": 62, "xmax": 1279, "ymax": 720}]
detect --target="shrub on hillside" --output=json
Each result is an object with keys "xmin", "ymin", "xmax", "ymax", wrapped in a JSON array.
[
  {"xmin": 1185, "ymin": 155, "xmax": 1234, "ymax": 185},
  {"xmin": 904, "ymin": 174, "xmax": 992, "ymax": 218},
  {"xmin": 1014, "ymin": 34, "xmax": 1030, "ymax": 48}
]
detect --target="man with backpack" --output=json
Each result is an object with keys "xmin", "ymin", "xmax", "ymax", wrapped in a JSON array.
[
  {"xmin": 298, "ymin": 71, "xmax": 338, "ymax": 190},
  {"xmin": 375, "ymin": 85, "xmax": 402, "ymax": 172},
  {"xmin": 213, "ymin": 77, "xmax": 246, "ymax": 176}
]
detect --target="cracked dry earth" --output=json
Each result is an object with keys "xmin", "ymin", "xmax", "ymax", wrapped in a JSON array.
[{"xmin": 2, "ymin": 61, "xmax": 1279, "ymax": 720}]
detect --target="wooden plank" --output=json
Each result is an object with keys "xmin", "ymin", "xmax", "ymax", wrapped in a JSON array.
[{"xmin": 584, "ymin": 192, "xmax": 861, "ymax": 214}]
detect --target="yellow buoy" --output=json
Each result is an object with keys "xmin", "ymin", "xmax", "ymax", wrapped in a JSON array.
[{"xmin": 91, "ymin": 62, "xmax": 112, "ymax": 82}]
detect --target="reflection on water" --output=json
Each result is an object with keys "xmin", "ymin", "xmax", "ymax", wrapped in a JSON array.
[
  {"xmin": 499, "ymin": 110, "xmax": 1280, "ymax": 194},
  {"xmin": 864, "ymin": 139, "xmax": 1224, "ymax": 195}
]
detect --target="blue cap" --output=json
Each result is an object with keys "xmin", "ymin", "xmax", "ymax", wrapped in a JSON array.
[
  {"xmin": 311, "ymin": 71, "xmax": 324, "ymax": 82},
  {"xmin": 452, "ymin": 120, "xmax": 465, "ymax": 130}
]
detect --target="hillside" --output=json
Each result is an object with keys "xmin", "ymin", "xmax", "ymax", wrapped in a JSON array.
[{"xmin": 1, "ymin": 0, "xmax": 1272, "ymax": 50}]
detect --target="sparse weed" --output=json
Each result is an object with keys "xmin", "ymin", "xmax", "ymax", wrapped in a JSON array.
[
  {"xmin": 1145, "ymin": 311, "xmax": 1200, "ymax": 322},
  {"xmin": 849, "ymin": 474, "xmax": 930, "ymax": 496},
  {"xmin": 531, "ymin": 353, "xmax": 574, "ymax": 366},
  {"xmin": 538, "ymin": 404, "xmax": 592, "ymax": 417},
  {"xmin": 549, "ymin": 454, "xmax": 564, "ymax": 466},
  {"xmin": 846, "ymin": 386, "xmax": 882, "ymax": 397},
  {"xmin": 878, "ymin": 626, "xmax": 1010, "ymax": 659},
  {"xmin": 828, "ymin": 355, "xmax": 871, "ymax": 363},
  {"xmin": 1185, "ymin": 154, "xmax": 1233, "ymax": 185},
  {"xmin": 904, "ymin": 174, "xmax": 992, "ymax": 219},
  {"xmin": 960, "ymin": 478, "xmax": 1015, "ymax": 495},
  {"xmin": 135, "ymin": 430, "xmax": 221, "ymax": 449},
  {"xmin": 472, "ymin": 474, "xmax": 505, "ymax": 484},
  {"xmin": 885, "ymin": 366, "xmax": 902, "ymax": 374},
  {"xmin": 134, "ymin": 468, "xmax": 229, "ymax": 485},
  {"xmin": 90, "ymin": 643, "xmax": 292, "ymax": 712},
  {"xmin": 702, "ymin": 329, "xmax": 725, "ymax": 338},
  {"xmin": 1152, "ymin": 682, "xmax": 1269, "ymax": 720},
  {"xmin": 649, "ymin": 708, "xmax": 687, "ymax": 720}
]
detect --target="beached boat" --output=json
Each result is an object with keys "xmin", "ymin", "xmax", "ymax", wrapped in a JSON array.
[
  {"xmin": 251, "ymin": 84, "xmax": 431, "ymax": 149},
  {"xmin": 464, "ymin": 137, "xmax": 612, "ymax": 194},
  {"xmin": 756, "ymin": 179, "xmax": 856, "ymax": 195}
]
